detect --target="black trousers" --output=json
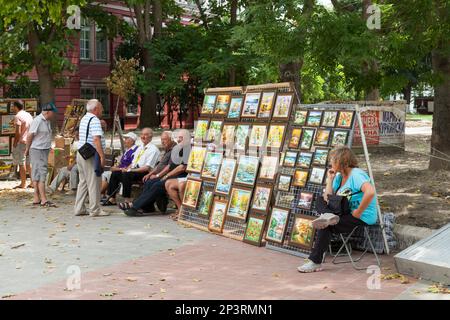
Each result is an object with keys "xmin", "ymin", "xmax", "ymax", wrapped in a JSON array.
[
  {"xmin": 132, "ymin": 178, "xmax": 167, "ymax": 212},
  {"xmin": 309, "ymin": 214, "xmax": 367, "ymax": 264},
  {"xmin": 107, "ymin": 171, "xmax": 147, "ymax": 198}
]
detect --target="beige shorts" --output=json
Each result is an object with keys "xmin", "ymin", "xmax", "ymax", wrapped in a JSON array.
[{"xmin": 12, "ymin": 143, "xmax": 30, "ymax": 166}]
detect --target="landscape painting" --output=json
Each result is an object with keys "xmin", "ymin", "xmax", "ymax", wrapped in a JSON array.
[
  {"xmin": 265, "ymin": 207, "xmax": 290, "ymax": 243},
  {"xmin": 226, "ymin": 187, "xmax": 252, "ymax": 220},
  {"xmin": 197, "ymin": 190, "xmax": 214, "ymax": 217},
  {"xmin": 234, "ymin": 155, "xmax": 259, "ymax": 187},
  {"xmin": 215, "ymin": 158, "xmax": 237, "ymax": 195},
  {"xmin": 214, "ymin": 94, "xmax": 231, "ymax": 115},
  {"xmin": 241, "ymin": 92, "xmax": 261, "ymax": 118},
  {"xmin": 257, "ymin": 91, "xmax": 275, "ymax": 119},
  {"xmin": 208, "ymin": 199, "xmax": 228, "ymax": 233},
  {"xmin": 243, "ymin": 214, "xmax": 266, "ymax": 246},
  {"xmin": 201, "ymin": 94, "xmax": 217, "ymax": 115},
  {"xmin": 289, "ymin": 214, "xmax": 316, "ymax": 250},
  {"xmin": 182, "ymin": 179, "xmax": 202, "ymax": 208},
  {"xmin": 228, "ymin": 96, "xmax": 243, "ymax": 119},
  {"xmin": 201, "ymin": 152, "xmax": 223, "ymax": 180}
]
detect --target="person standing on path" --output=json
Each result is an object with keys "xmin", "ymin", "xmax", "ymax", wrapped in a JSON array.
[
  {"xmin": 11, "ymin": 100, "xmax": 33, "ymax": 189},
  {"xmin": 74, "ymin": 99, "xmax": 109, "ymax": 217},
  {"xmin": 25, "ymin": 103, "xmax": 58, "ymax": 207}
]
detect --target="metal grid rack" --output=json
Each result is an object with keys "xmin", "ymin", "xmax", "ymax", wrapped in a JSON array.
[
  {"xmin": 178, "ymin": 83, "xmax": 295, "ymax": 243},
  {"xmin": 265, "ymin": 103, "xmax": 357, "ymax": 257}
]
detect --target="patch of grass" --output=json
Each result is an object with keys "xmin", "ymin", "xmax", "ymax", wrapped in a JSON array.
[{"xmin": 406, "ymin": 114, "xmax": 433, "ymax": 121}]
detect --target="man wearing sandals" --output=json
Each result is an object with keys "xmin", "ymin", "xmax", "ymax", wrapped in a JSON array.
[
  {"xmin": 25, "ymin": 103, "xmax": 58, "ymax": 207},
  {"xmin": 74, "ymin": 99, "xmax": 108, "ymax": 217}
]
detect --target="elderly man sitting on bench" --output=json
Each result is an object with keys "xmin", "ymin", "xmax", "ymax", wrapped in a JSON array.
[
  {"xmin": 121, "ymin": 129, "xmax": 190, "ymax": 217},
  {"xmin": 102, "ymin": 128, "xmax": 160, "ymax": 206}
]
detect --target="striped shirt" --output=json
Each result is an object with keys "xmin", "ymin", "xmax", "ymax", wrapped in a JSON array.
[{"xmin": 78, "ymin": 113, "xmax": 105, "ymax": 150}]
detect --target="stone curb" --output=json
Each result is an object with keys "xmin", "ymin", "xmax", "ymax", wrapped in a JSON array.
[{"xmin": 393, "ymin": 223, "xmax": 436, "ymax": 251}]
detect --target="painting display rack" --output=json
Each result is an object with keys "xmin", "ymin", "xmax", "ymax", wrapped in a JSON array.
[
  {"xmin": 178, "ymin": 82, "xmax": 295, "ymax": 244},
  {"xmin": 265, "ymin": 104, "xmax": 358, "ymax": 257}
]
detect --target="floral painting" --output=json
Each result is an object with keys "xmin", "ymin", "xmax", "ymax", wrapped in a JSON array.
[{"xmin": 289, "ymin": 214, "xmax": 316, "ymax": 249}]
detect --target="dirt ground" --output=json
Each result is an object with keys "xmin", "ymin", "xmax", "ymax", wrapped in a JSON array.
[{"xmin": 357, "ymin": 119, "xmax": 450, "ymax": 229}]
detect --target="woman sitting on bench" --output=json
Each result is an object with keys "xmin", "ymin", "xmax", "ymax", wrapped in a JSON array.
[{"xmin": 298, "ymin": 146, "xmax": 378, "ymax": 273}]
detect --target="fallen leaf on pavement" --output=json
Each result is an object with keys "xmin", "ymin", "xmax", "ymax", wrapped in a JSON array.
[
  {"xmin": 160, "ymin": 288, "xmax": 166, "ymax": 293},
  {"xmin": 1, "ymin": 294, "xmax": 15, "ymax": 299},
  {"xmin": 380, "ymin": 273, "xmax": 409, "ymax": 284},
  {"xmin": 11, "ymin": 243, "xmax": 25, "ymax": 249},
  {"xmin": 427, "ymin": 284, "xmax": 450, "ymax": 294},
  {"xmin": 126, "ymin": 277, "xmax": 137, "ymax": 282}
]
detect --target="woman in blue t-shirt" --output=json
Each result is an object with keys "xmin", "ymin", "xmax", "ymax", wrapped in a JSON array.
[{"xmin": 298, "ymin": 146, "xmax": 378, "ymax": 273}]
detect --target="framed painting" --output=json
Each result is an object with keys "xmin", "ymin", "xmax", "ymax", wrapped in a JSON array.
[
  {"xmin": 1, "ymin": 115, "xmax": 15, "ymax": 134},
  {"xmin": 293, "ymin": 110, "xmax": 308, "ymax": 126},
  {"xmin": 288, "ymin": 128, "xmax": 302, "ymax": 149},
  {"xmin": 241, "ymin": 92, "xmax": 261, "ymax": 118},
  {"xmin": 234, "ymin": 124, "xmax": 250, "ymax": 152},
  {"xmin": 321, "ymin": 110, "xmax": 338, "ymax": 127},
  {"xmin": 63, "ymin": 117, "xmax": 79, "ymax": 137},
  {"xmin": 0, "ymin": 102, "xmax": 8, "ymax": 114},
  {"xmin": 306, "ymin": 110, "xmax": 322, "ymax": 127},
  {"xmin": 277, "ymin": 175, "xmax": 292, "ymax": 192},
  {"xmin": 283, "ymin": 151, "xmax": 297, "ymax": 168},
  {"xmin": 197, "ymin": 189, "xmax": 214, "ymax": 217},
  {"xmin": 331, "ymin": 129, "xmax": 349, "ymax": 147},
  {"xmin": 243, "ymin": 213, "xmax": 267, "ymax": 247},
  {"xmin": 296, "ymin": 151, "xmax": 313, "ymax": 169},
  {"xmin": 205, "ymin": 120, "xmax": 223, "ymax": 142},
  {"xmin": 193, "ymin": 119, "xmax": 209, "ymax": 142},
  {"xmin": 0, "ymin": 136, "xmax": 11, "ymax": 156},
  {"xmin": 314, "ymin": 128, "xmax": 331, "ymax": 147},
  {"xmin": 214, "ymin": 94, "xmax": 231, "ymax": 116},
  {"xmin": 309, "ymin": 167, "xmax": 326, "ymax": 185},
  {"xmin": 46, "ymin": 166, "xmax": 54, "ymax": 186},
  {"xmin": 186, "ymin": 146, "xmax": 207, "ymax": 174},
  {"xmin": 267, "ymin": 124, "xmax": 286, "ymax": 149},
  {"xmin": 299, "ymin": 128, "xmax": 316, "ymax": 150},
  {"xmin": 200, "ymin": 94, "xmax": 217, "ymax": 116},
  {"xmin": 220, "ymin": 124, "xmax": 236, "ymax": 147},
  {"xmin": 265, "ymin": 207, "xmax": 290, "ymax": 244},
  {"xmin": 272, "ymin": 93, "xmax": 293, "ymax": 121},
  {"xmin": 227, "ymin": 96, "xmax": 244, "ymax": 120},
  {"xmin": 336, "ymin": 111, "xmax": 355, "ymax": 129},
  {"xmin": 182, "ymin": 178, "xmax": 202, "ymax": 208},
  {"xmin": 288, "ymin": 214, "xmax": 316, "ymax": 250},
  {"xmin": 234, "ymin": 155, "xmax": 259, "ymax": 187},
  {"xmin": 258, "ymin": 155, "xmax": 278, "ymax": 182},
  {"xmin": 275, "ymin": 193, "xmax": 295, "ymax": 208},
  {"xmin": 292, "ymin": 169, "xmax": 309, "ymax": 187},
  {"xmin": 208, "ymin": 198, "xmax": 228, "ymax": 233},
  {"xmin": 24, "ymin": 100, "xmax": 38, "ymax": 113},
  {"xmin": 248, "ymin": 124, "xmax": 267, "ymax": 149},
  {"xmin": 297, "ymin": 191, "xmax": 314, "ymax": 210},
  {"xmin": 251, "ymin": 184, "xmax": 273, "ymax": 214},
  {"xmin": 215, "ymin": 158, "xmax": 237, "ymax": 196},
  {"xmin": 312, "ymin": 148, "xmax": 329, "ymax": 166},
  {"xmin": 201, "ymin": 152, "xmax": 223, "ymax": 181},
  {"xmin": 226, "ymin": 186, "xmax": 252, "ymax": 221},
  {"xmin": 257, "ymin": 91, "xmax": 276, "ymax": 119}
]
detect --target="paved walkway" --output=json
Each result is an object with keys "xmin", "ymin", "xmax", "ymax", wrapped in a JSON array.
[{"xmin": 0, "ymin": 187, "xmax": 447, "ymax": 300}]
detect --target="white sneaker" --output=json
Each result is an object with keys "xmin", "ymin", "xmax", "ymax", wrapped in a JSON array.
[
  {"xmin": 312, "ymin": 213, "xmax": 340, "ymax": 229},
  {"xmin": 89, "ymin": 210, "xmax": 110, "ymax": 217},
  {"xmin": 297, "ymin": 260, "xmax": 323, "ymax": 273}
]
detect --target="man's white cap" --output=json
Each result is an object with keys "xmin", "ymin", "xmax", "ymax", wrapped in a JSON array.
[{"xmin": 123, "ymin": 132, "xmax": 138, "ymax": 141}]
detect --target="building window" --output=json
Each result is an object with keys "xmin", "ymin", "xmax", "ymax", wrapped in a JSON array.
[
  {"xmin": 81, "ymin": 87, "xmax": 110, "ymax": 117},
  {"xmin": 95, "ymin": 26, "xmax": 107, "ymax": 62},
  {"xmin": 79, "ymin": 17, "xmax": 108, "ymax": 63},
  {"xmin": 80, "ymin": 18, "xmax": 91, "ymax": 61}
]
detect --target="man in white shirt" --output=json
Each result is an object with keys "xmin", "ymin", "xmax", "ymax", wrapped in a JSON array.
[
  {"xmin": 103, "ymin": 128, "xmax": 160, "ymax": 205},
  {"xmin": 74, "ymin": 99, "xmax": 108, "ymax": 217}
]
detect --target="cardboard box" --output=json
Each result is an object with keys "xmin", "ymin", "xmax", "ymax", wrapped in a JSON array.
[{"xmin": 48, "ymin": 148, "xmax": 68, "ymax": 168}]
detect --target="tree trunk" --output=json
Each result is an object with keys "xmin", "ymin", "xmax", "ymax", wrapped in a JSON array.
[
  {"xmin": 228, "ymin": 0, "xmax": 238, "ymax": 86},
  {"xmin": 401, "ymin": 83, "xmax": 412, "ymax": 105},
  {"xmin": 27, "ymin": 26, "xmax": 55, "ymax": 107},
  {"xmin": 279, "ymin": 61, "xmax": 302, "ymax": 103},
  {"xmin": 429, "ymin": 49, "xmax": 450, "ymax": 170}
]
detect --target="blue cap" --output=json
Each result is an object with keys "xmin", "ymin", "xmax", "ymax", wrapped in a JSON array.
[{"xmin": 42, "ymin": 102, "xmax": 58, "ymax": 113}]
